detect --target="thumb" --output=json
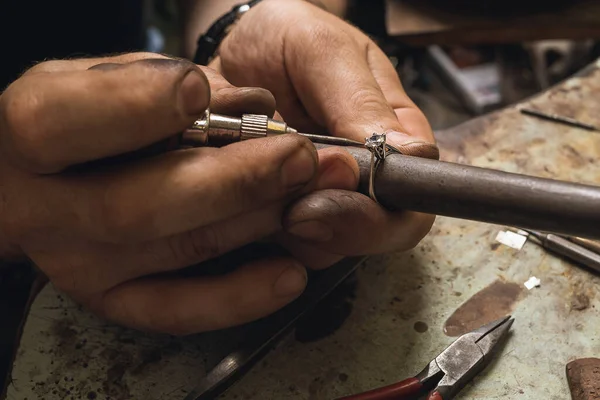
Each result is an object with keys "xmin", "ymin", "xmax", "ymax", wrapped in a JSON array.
[
  {"xmin": 385, "ymin": 131, "xmax": 440, "ymax": 160},
  {"xmin": 1, "ymin": 58, "xmax": 211, "ymax": 173}
]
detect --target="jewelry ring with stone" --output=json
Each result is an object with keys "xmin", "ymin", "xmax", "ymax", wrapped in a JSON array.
[{"xmin": 364, "ymin": 133, "xmax": 401, "ymax": 204}]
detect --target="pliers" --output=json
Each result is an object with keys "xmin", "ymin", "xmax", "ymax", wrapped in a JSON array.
[{"xmin": 337, "ymin": 315, "xmax": 514, "ymax": 400}]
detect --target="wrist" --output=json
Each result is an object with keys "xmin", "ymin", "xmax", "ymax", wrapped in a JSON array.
[
  {"xmin": 191, "ymin": 0, "xmax": 264, "ymax": 65},
  {"xmin": 189, "ymin": 0, "xmax": 348, "ymax": 63}
]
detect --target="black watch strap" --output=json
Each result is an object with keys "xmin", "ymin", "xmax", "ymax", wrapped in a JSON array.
[{"xmin": 193, "ymin": 0, "xmax": 264, "ymax": 66}]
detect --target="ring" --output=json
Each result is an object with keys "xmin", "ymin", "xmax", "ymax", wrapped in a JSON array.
[{"xmin": 364, "ymin": 133, "xmax": 401, "ymax": 204}]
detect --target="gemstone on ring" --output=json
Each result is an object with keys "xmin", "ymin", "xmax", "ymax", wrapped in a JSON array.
[{"xmin": 365, "ymin": 133, "xmax": 386, "ymax": 149}]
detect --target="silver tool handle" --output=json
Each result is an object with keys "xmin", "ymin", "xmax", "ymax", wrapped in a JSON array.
[{"xmin": 544, "ymin": 234, "xmax": 600, "ymax": 273}]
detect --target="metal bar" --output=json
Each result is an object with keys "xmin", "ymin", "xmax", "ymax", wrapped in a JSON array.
[
  {"xmin": 519, "ymin": 108, "xmax": 599, "ymax": 132},
  {"xmin": 315, "ymin": 144, "xmax": 600, "ymax": 240},
  {"xmin": 525, "ymin": 230, "xmax": 600, "ymax": 273},
  {"xmin": 567, "ymin": 237, "xmax": 600, "ymax": 254}
]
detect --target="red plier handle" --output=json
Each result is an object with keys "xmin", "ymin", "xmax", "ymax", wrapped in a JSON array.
[{"xmin": 336, "ymin": 377, "xmax": 444, "ymax": 400}]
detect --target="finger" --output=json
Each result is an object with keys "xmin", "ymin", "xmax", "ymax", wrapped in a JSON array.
[
  {"xmin": 281, "ymin": 13, "xmax": 401, "ymax": 139},
  {"xmin": 281, "ymin": 189, "xmax": 435, "ymax": 255},
  {"xmin": 21, "ymin": 52, "xmax": 173, "ymax": 74},
  {"xmin": 312, "ymin": 146, "xmax": 359, "ymax": 191},
  {"xmin": 365, "ymin": 44, "xmax": 439, "ymax": 160},
  {"xmin": 25, "ymin": 147, "xmax": 359, "ymax": 292},
  {"xmin": 122, "ymin": 147, "xmax": 357, "ymax": 274},
  {"xmin": 94, "ymin": 257, "xmax": 307, "ymax": 335},
  {"xmin": 201, "ymin": 66, "xmax": 277, "ymax": 117},
  {"xmin": 274, "ymin": 7, "xmax": 437, "ymax": 152},
  {"xmin": 217, "ymin": 20, "xmax": 324, "ymax": 134},
  {"xmin": 90, "ymin": 61, "xmax": 276, "ymax": 118},
  {"xmin": 27, "ymin": 203, "xmax": 287, "ymax": 296},
  {"xmin": 1, "ymin": 58, "xmax": 210, "ymax": 173},
  {"xmin": 27, "ymin": 53, "xmax": 276, "ymax": 117},
  {"xmin": 365, "ymin": 42, "xmax": 436, "ymax": 145},
  {"xmin": 275, "ymin": 236, "xmax": 344, "ymax": 270},
  {"xmin": 36, "ymin": 134, "xmax": 318, "ymax": 242}
]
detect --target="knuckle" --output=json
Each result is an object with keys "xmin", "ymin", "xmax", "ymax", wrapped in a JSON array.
[
  {"xmin": 229, "ymin": 137, "xmax": 305, "ymax": 197},
  {"xmin": 168, "ymin": 226, "xmax": 223, "ymax": 263},
  {"xmin": 329, "ymin": 88, "xmax": 390, "ymax": 133},
  {"xmin": 219, "ymin": 155, "xmax": 267, "ymax": 205},
  {"xmin": 348, "ymin": 88, "xmax": 388, "ymax": 114},
  {"xmin": 1, "ymin": 80, "xmax": 61, "ymax": 172}
]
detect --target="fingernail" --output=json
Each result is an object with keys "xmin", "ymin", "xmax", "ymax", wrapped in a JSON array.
[
  {"xmin": 386, "ymin": 131, "xmax": 440, "ymax": 160},
  {"xmin": 88, "ymin": 62, "xmax": 124, "ymax": 71},
  {"xmin": 317, "ymin": 157, "xmax": 358, "ymax": 190},
  {"xmin": 274, "ymin": 263, "xmax": 307, "ymax": 297},
  {"xmin": 179, "ymin": 70, "xmax": 210, "ymax": 116},
  {"xmin": 138, "ymin": 57, "xmax": 190, "ymax": 69},
  {"xmin": 286, "ymin": 220, "xmax": 333, "ymax": 242},
  {"xmin": 281, "ymin": 145, "xmax": 317, "ymax": 189},
  {"xmin": 215, "ymin": 87, "xmax": 277, "ymax": 115}
]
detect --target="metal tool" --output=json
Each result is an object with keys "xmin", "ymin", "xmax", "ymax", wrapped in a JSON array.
[
  {"xmin": 567, "ymin": 237, "xmax": 600, "ymax": 254},
  {"xmin": 175, "ymin": 110, "xmax": 600, "ymax": 240},
  {"xmin": 183, "ymin": 256, "xmax": 367, "ymax": 400},
  {"xmin": 521, "ymin": 229, "xmax": 600, "ymax": 274},
  {"xmin": 181, "ymin": 109, "xmax": 363, "ymax": 147},
  {"xmin": 336, "ymin": 316, "xmax": 514, "ymax": 400},
  {"xmin": 332, "ymin": 144, "xmax": 600, "ymax": 240},
  {"xmin": 519, "ymin": 108, "xmax": 600, "ymax": 132}
]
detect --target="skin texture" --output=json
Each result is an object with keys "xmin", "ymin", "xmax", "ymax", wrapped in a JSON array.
[
  {"xmin": 0, "ymin": 0, "xmax": 438, "ymax": 335},
  {"xmin": 0, "ymin": 53, "xmax": 358, "ymax": 335},
  {"xmin": 211, "ymin": 0, "xmax": 439, "ymax": 269},
  {"xmin": 178, "ymin": 0, "xmax": 348, "ymax": 59}
]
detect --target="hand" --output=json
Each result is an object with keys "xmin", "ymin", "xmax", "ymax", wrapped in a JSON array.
[
  {"xmin": 0, "ymin": 53, "xmax": 358, "ymax": 334},
  {"xmin": 210, "ymin": 0, "xmax": 438, "ymax": 268}
]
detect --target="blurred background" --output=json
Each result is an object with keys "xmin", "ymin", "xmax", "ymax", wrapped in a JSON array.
[{"xmin": 144, "ymin": 0, "xmax": 600, "ymax": 131}]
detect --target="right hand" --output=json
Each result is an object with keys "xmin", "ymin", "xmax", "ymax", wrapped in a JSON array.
[{"xmin": 0, "ymin": 53, "xmax": 358, "ymax": 335}]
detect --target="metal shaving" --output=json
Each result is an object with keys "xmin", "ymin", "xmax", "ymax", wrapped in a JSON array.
[
  {"xmin": 495, "ymin": 230, "xmax": 527, "ymax": 250},
  {"xmin": 524, "ymin": 276, "xmax": 541, "ymax": 290}
]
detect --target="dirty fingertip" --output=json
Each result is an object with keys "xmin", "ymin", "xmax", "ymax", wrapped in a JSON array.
[
  {"xmin": 316, "ymin": 147, "xmax": 359, "ymax": 190},
  {"xmin": 88, "ymin": 63, "xmax": 124, "ymax": 71},
  {"xmin": 213, "ymin": 87, "xmax": 276, "ymax": 116},
  {"xmin": 385, "ymin": 130, "xmax": 440, "ymax": 160},
  {"xmin": 179, "ymin": 69, "xmax": 211, "ymax": 116},
  {"xmin": 274, "ymin": 262, "xmax": 308, "ymax": 297}
]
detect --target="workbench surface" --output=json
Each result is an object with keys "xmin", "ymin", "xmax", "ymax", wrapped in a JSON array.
[{"xmin": 5, "ymin": 61, "xmax": 600, "ymax": 400}]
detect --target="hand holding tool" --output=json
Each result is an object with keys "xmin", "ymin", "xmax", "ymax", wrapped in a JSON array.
[
  {"xmin": 114, "ymin": 110, "xmax": 600, "ymax": 240},
  {"xmin": 180, "ymin": 109, "xmax": 363, "ymax": 147},
  {"xmin": 336, "ymin": 316, "xmax": 514, "ymax": 400}
]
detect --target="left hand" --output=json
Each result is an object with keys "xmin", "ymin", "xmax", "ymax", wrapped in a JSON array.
[{"xmin": 209, "ymin": 0, "xmax": 439, "ymax": 268}]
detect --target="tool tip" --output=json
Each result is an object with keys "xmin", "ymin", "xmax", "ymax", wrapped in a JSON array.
[{"xmin": 474, "ymin": 315, "xmax": 514, "ymax": 357}]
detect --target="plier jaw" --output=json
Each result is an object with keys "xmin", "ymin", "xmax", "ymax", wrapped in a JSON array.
[
  {"xmin": 433, "ymin": 315, "xmax": 514, "ymax": 399},
  {"xmin": 337, "ymin": 316, "xmax": 514, "ymax": 400}
]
